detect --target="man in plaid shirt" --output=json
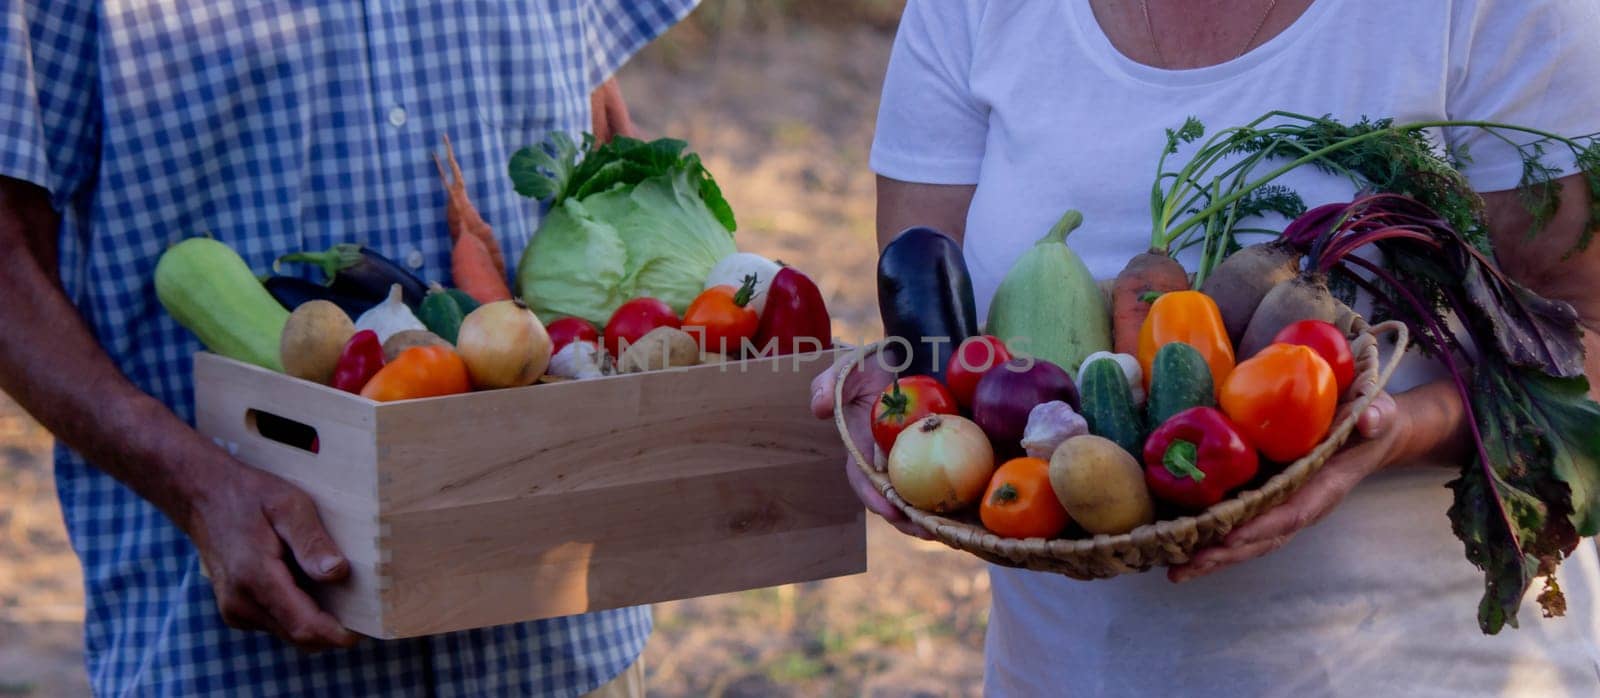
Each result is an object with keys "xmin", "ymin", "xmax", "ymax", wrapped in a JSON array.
[{"xmin": 0, "ymin": 1, "xmax": 696, "ymax": 695}]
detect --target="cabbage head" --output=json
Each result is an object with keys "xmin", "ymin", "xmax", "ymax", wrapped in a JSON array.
[{"xmin": 510, "ymin": 133, "xmax": 737, "ymax": 325}]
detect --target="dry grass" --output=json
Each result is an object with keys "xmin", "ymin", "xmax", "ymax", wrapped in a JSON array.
[{"xmin": 0, "ymin": 6, "xmax": 992, "ymax": 697}]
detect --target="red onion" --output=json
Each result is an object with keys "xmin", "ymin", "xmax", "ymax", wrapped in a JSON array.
[{"xmin": 971, "ymin": 358, "xmax": 1079, "ymax": 454}]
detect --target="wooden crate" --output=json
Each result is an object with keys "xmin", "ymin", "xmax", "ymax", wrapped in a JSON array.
[{"xmin": 193, "ymin": 349, "xmax": 864, "ymax": 639}]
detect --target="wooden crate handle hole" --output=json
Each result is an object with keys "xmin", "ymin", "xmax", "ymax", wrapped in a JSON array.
[{"xmin": 246, "ymin": 408, "xmax": 322, "ymax": 455}]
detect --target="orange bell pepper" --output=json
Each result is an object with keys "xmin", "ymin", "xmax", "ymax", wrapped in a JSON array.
[
  {"xmin": 1137, "ymin": 290, "xmax": 1235, "ymax": 391},
  {"xmin": 359, "ymin": 345, "xmax": 472, "ymax": 401},
  {"xmin": 1218, "ymin": 343, "xmax": 1337, "ymax": 462}
]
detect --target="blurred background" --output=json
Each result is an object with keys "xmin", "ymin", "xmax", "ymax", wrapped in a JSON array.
[{"xmin": 0, "ymin": 2, "xmax": 995, "ymax": 696}]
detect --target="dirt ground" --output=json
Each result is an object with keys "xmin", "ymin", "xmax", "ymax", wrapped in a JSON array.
[{"xmin": 0, "ymin": 9, "xmax": 994, "ymax": 697}]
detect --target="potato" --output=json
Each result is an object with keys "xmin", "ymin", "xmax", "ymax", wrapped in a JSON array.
[
  {"xmin": 1049, "ymin": 435, "xmax": 1154, "ymax": 535},
  {"xmin": 280, "ymin": 300, "xmax": 355, "ymax": 384},
  {"xmin": 382, "ymin": 329, "xmax": 450, "ymax": 362},
  {"xmin": 618, "ymin": 327, "xmax": 700, "ymax": 372}
]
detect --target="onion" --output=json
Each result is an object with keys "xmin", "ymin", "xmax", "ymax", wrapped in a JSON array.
[
  {"xmin": 971, "ymin": 358, "xmax": 1079, "ymax": 455},
  {"xmin": 887, "ymin": 414, "xmax": 995, "ymax": 513},
  {"xmin": 456, "ymin": 299, "xmax": 552, "ymax": 389}
]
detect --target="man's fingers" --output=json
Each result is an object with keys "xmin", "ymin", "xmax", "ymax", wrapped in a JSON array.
[
  {"xmin": 263, "ymin": 490, "xmax": 349, "ymax": 584},
  {"xmin": 590, "ymin": 79, "xmax": 636, "ymax": 143},
  {"xmin": 217, "ymin": 587, "xmax": 274, "ymax": 633},
  {"xmin": 247, "ymin": 563, "xmax": 358, "ymax": 650},
  {"xmin": 603, "ymin": 80, "xmax": 638, "ymax": 139},
  {"xmin": 590, "ymin": 87, "xmax": 613, "ymax": 143}
]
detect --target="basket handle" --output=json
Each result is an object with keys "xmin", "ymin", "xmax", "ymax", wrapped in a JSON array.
[
  {"xmin": 832, "ymin": 342, "xmax": 890, "ymax": 485},
  {"xmin": 1366, "ymin": 320, "xmax": 1410, "ymax": 394}
]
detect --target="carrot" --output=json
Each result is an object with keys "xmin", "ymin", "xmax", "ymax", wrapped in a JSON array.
[
  {"xmin": 452, "ymin": 231, "xmax": 512, "ymax": 303},
  {"xmin": 1110, "ymin": 249, "xmax": 1190, "ymax": 355},
  {"xmin": 433, "ymin": 135, "xmax": 506, "ymax": 278}
]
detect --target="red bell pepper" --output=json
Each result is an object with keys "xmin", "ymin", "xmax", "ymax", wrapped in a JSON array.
[
  {"xmin": 1142, "ymin": 406, "xmax": 1259, "ymax": 511},
  {"xmin": 752, "ymin": 266, "xmax": 832, "ymax": 356},
  {"xmin": 330, "ymin": 330, "xmax": 385, "ymax": 394}
]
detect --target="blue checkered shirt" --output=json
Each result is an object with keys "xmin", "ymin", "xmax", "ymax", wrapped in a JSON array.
[{"xmin": 1, "ymin": 1, "xmax": 695, "ymax": 695}]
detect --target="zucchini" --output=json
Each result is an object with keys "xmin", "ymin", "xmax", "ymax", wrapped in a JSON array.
[
  {"xmin": 155, "ymin": 238, "xmax": 289, "ymax": 371},
  {"xmin": 1145, "ymin": 342, "xmax": 1215, "ymax": 428},
  {"xmin": 1079, "ymin": 357, "xmax": 1144, "ymax": 457}
]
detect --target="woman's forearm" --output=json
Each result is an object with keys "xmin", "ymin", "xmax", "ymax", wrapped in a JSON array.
[{"xmin": 1388, "ymin": 379, "xmax": 1471, "ymax": 467}]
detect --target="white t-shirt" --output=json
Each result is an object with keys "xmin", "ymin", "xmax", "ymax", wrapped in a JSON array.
[{"xmin": 870, "ymin": 1, "xmax": 1600, "ymax": 695}]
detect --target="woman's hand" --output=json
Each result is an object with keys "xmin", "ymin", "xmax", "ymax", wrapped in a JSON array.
[
  {"xmin": 810, "ymin": 356, "xmax": 934, "ymax": 540},
  {"xmin": 1168, "ymin": 392, "xmax": 1407, "ymax": 583}
]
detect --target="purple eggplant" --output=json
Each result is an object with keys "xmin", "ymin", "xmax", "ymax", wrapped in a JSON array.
[{"xmin": 971, "ymin": 358, "xmax": 1079, "ymax": 455}]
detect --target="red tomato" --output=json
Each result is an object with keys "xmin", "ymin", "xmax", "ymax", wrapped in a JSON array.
[
  {"xmin": 683, "ymin": 279, "xmax": 760, "ymax": 354},
  {"xmin": 1271, "ymin": 320, "xmax": 1356, "ymax": 394},
  {"xmin": 945, "ymin": 335, "xmax": 1013, "ymax": 408},
  {"xmin": 547, "ymin": 317, "xmax": 600, "ymax": 355},
  {"xmin": 870, "ymin": 376, "xmax": 959, "ymax": 454},
  {"xmin": 604, "ymin": 298, "xmax": 680, "ymax": 358}
]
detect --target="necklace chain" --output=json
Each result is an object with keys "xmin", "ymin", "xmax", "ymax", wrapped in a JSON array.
[{"xmin": 1140, "ymin": 0, "xmax": 1282, "ymax": 67}]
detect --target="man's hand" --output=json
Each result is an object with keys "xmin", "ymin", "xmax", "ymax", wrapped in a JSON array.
[
  {"xmin": 0, "ymin": 176, "xmax": 355, "ymax": 651},
  {"xmin": 809, "ymin": 357, "xmax": 934, "ymax": 540},
  {"xmin": 187, "ymin": 459, "xmax": 359, "ymax": 650},
  {"xmin": 590, "ymin": 78, "xmax": 637, "ymax": 143}
]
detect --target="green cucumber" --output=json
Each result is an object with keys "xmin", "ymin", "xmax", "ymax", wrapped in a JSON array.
[
  {"xmin": 418, "ymin": 287, "xmax": 468, "ymax": 344},
  {"xmin": 1145, "ymin": 342, "xmax": 1215, "ymax": 428},
  {"xmin": 1079, "ymin": 357, "xmax": 1144, "ymax": 457},
  {"xmin": 444, "ymin": 288, "xmax": 480, "ymax": 315},
  {"xmin": 154, "ymin": 238, "xmax": 289, "ymax": 371}
]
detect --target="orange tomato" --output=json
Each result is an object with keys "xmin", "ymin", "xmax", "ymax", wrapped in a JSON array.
[
  {"xmin": 1218, "ymin": 343, "xmax": 1337, "ymax": 462},
  {"xmin": 979, "ymin": 457, "xmax": 1071, "ymax": 539},
  {"xmin": 682, "ymin": 278, "xmax": 760, "ymax": 354},
  {"xmin": 1137, "ymin": 290, "xmax": 1235, "ymax": 392},
  {"xmin": 359, "ymin": 345, "xmax": 472, "ymax": 401}
]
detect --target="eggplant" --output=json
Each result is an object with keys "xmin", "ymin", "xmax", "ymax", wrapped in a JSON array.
[
  {"xmin": 262, "ymin": 276, "xmax": 381, "ymax": 317},
  {"xmin": 971, "ymin": 358, "xmax": 1079, "ymax": 456},
  {"xmin": 275, "ymin": 244, "xmax": 428, "ymax": 307},
  {"xmin": 876, "ymin": 227, "xmax": 980, "ymax": 382}
]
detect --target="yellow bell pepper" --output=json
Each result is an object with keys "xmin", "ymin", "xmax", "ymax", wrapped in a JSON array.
[{"xmin": 1137, "ymin": 290, "xmax": 1235, "ymax": 391}]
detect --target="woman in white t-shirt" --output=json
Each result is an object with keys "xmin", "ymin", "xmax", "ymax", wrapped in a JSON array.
[{"xmin": 811, "ymin": 1, "xmax": 1600, "ymax": 695}]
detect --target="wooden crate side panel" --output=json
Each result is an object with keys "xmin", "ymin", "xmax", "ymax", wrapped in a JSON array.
[
  {"xmin": 371, "ymin": 351, "xmax": 841, "ymax": 513},
  {"xmin": 375, "ymin": 454, "xmax": 864, "ymax": 637},
  {"xmin": 382, "ymin": 521, "xmax": 865, "ymax": 638},
  {"xmin": 381, "ymin": 457, "xmax": 856, "ymax": 579},
  {"xmin": 192, "ymin": 353, "xmax": 390, "ymax": 638}
]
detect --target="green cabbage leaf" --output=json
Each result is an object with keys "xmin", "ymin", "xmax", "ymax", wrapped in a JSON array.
[{"xmin": 510, "ymin": 133, "xmax": 737, "ymax": 325}]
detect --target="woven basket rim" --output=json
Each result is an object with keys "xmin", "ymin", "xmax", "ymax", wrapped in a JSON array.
[{"xmin": 834, "ymin": 312, "xmax": 1409, "ymax": 577}]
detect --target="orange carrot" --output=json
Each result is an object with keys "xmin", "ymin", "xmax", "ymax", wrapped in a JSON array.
[
  {"xmin": 432, "ymin": 135, "xmax": 506, "ymax": 278},
  {"xmin": 452, "ymin": 232, "xmax": 511, "ymax": 303},
  {"xmin": 1110, "ymin": 249, "xmax": 1191, "ymax": 355}
]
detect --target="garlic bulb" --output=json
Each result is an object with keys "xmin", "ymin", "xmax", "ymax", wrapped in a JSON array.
[
  {"xmin": 547, "ymin": 340, "xmax": 606, "ymax": 380},
  {"xmin": 1021, "ymin": 401, "xmax": 1089, "ymax": 460},
  {"xmin": 354, "ymin": 284, "xmax": 425, "ymax": 344}
]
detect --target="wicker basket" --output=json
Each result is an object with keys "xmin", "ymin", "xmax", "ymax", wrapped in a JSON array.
[{"xmin": 833, "ymin": 313, "xmax": 1408, "ymax": 579}]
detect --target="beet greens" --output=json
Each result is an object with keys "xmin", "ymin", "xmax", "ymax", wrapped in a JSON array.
[{"xmin": 1282, "ymin": 194, "xmax": 1600, "ymax": 633}]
